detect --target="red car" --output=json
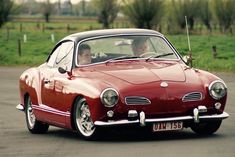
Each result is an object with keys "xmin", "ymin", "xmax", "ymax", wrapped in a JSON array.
[{"xmin": 17, "ymin": 29, "xmax": 229, "ymax": 140}]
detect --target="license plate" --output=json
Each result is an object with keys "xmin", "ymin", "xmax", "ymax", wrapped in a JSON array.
[{"xmin": 152, "ymin": 122, "xmax": 183, "ymax": 132}]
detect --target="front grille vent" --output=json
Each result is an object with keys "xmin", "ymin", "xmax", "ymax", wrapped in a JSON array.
[
  {"xmin": 125, "ymin": 96, "xmax": 151, "ymax": 105},
  {"xmin": 182, "ymin": 92, "xmax": 203, "ymax": 102}
]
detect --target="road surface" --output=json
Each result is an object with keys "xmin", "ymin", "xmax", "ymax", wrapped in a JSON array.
[{"xmin": 0, "ymin": 67, "xmax": 234, "ymax": 157}]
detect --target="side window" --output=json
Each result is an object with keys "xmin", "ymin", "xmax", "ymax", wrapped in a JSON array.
[
  {"xmin": 47, "ymin": 41, "xmax": 74, "ymax": 69},
  {"xmin": 47, "ymin": 44, "xmax": 61, "ymax": 67}
]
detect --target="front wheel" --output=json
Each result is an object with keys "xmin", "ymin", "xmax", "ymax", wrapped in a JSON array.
[
  {"xmin": 73, "ymin": 97, "xmax": 99, "ymax": 140},
  {"xmin": 191, "ymin": 120, "xmax": 222, "ymax": 135},
  {"xmin": 25, "ymin": 96, "xmax": 49, "ymax": 134}
]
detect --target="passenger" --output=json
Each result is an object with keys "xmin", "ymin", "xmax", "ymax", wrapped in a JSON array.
[
  {"xmin": 131, "ymin": 38, "xmax": 148, "ymax": 57},
  {"xmin": 77, "ymin": 44, "xmax": 92, "ymax": 65}
]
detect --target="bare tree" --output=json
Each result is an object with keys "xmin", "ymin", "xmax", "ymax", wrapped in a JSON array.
[
  {"xmin": 198, "ymin": 0, "xmax": 212, "ymax": 32},
  {"xmin": 42, "ymin": 0, "xmax": 52, "ymax": 23},
  {"xmin": 0, "ymin": 0, "xmax": 13, "ymax": 28},
  {"xmin": 213, "ymin": 0, "xmax": 235, "ymax": 33},
  {"xmin": 171, "ymin": 0, "xmax": 199, "ymax": 30},
  {"xmin": 122, "ymin": 0, "xmax": 164, "ymax": 29},
  {"xmin": 95, "ymin": 0, "xmax": 119, "ymax": 28}
]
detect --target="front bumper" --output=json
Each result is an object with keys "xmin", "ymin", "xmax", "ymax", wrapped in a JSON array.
[
  {"xmin": 94, "ymin": 111, "xmax": 229, "ymax": 126},
  {"xmin": 16, "ymin": 104, "xmax": 24, "ymax": 111}
]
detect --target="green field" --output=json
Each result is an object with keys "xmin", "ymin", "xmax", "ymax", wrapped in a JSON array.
[{"xmin": 0, "ymin": 22, "xmax": 235, "ymax": 72}]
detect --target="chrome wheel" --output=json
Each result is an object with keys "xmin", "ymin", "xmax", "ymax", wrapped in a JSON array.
[
  {"xmin": 25, "ymin": 96, "xmax": 49, "ymax": 134},
  {"xmin": 26, "ymin": 100, "xmax": 36, "ymax": 129},
  {"xmin": 75, "ymin": 99, "xmax": 95, "ymax": 137}
]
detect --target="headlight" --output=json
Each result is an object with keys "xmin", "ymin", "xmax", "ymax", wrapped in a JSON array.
[
  {"xmin": 209, "ymin": 80, "xmax": 227, "ymax": 100},
  {"xmin": 100, "ymin": 88, "xmax": 119, "ymax": 107}
]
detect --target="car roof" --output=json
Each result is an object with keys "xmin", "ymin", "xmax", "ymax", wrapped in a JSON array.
[{"xmin": 62, "ymin": 28, "xmax": 164, "ymax": 42}]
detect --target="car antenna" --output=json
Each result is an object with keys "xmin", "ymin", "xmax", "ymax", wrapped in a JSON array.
[{"xmin": 185, "ymin": 16, "xmax": 193, "ymax": 67}]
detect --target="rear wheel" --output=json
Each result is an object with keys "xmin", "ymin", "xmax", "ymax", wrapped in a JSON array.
[
  {"xmin": 191, "ymin": 120, "xmax": 222, "ymax": 135},
  {"xmin": 25, "ymin": 96, "xmax": 49, "ymax": 134},
  {"xmin": 73, "ymin": 97, "xmax": 99, "ymax": 140}
]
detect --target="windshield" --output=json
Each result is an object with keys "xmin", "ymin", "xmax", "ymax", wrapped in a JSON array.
[{"xmin": 76, "ymin": 35, "xmax": 178, "ymax": 66}]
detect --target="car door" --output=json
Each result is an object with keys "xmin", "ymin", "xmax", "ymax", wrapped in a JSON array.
[{"xmin": 40, "ymin": 40, "xmax": 74, "ymax": 126}]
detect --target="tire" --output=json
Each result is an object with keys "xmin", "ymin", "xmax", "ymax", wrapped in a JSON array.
[
  {"xmin": 73, "ymin": 97, "xmax": 99, "ymax": 140},
  {"xmin": 191, "ymin": 120, "xmax": 222, "ymax": 135},
  {"xmin": 25, "ymin": 96, "xmax": 49, "ymax": 134}
]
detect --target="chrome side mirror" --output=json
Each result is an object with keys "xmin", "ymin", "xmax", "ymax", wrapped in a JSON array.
[
  {"xmin": 183, "ymin": 55, "xmax": 194, "ymax": 67},
  {"xmin": 183, "ymin": 55, "xmax": 190, "ymax": 65}
]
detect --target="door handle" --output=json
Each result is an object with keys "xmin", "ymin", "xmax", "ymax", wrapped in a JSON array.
[{"xmin": 44, "ymin": 79, "xmax": 50, "ymax": 84}]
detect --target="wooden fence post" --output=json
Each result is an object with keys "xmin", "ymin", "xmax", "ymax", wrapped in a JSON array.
[
  {"xmin": 212, "ymin": 45, "xmax": 217, "ymax": 59},
  {"xmin": 18, "ymin": 39, "xmax": 21, "ymax": 57},
  {"xmin": 6, "ymin": 28, "xmax": 9, "ymax": 41},
  {"xmin": 89, "ymin": 25, "xmax": 93, "ymax": 30},
  {"xmin": 67, "ymin": 24, "xmax": 70, "ymax": 33},
  {"xmin": 42, "ymin": 23, "xmax": 45, "ymax": 33},
  {"xmin": 20, "ymin": 23, "xmax": 23, "ymax": 32}
]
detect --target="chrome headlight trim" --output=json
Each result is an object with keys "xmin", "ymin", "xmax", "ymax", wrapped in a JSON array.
[
  {"xmin": 100, "ymin": 88, "xmax": 119, "ymax": 108},
  {"xmin": 208, "ymin": 80, "xmax": 227, "ymax": 100}
]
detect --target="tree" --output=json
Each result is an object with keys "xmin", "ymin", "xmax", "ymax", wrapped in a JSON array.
[
  {"xmin": 0, "ymin": 0, "xmax": 13, "ymax": 28},
  {"xmin": 95, "ymin": 0, "xmax": 119, "ymax": 28},
  {"xmin": 122, "ymin": 0, "xmax": 164, "ymax": 29},
  {"xmin": 74, "ymin": 0, "xmax": 97, "ymax": 16},
  {"xmin": 171, "ymin": 0, "xmax": 199, "ymax": 30},
  {"xmin": 198, "ymin": 0, "xmax": 212, "ymax": 32},
  {"xmin": 213, "ymin": 0, "xmax": 235, "ymax": 33},
  {"xmin": 42, "ymin": 0, "xmax": 53, "ymax": 23}
]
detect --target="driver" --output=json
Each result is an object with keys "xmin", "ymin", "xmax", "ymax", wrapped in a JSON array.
[
  {"xmin": 77, "ymin": 44, "xmax": 92, "ymax": 65},
  {"xmin": 131, "ymin": 38, "xmax": 148, "ymax": 57}
]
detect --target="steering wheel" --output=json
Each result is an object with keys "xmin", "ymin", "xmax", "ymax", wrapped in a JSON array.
[{"xmin": 139, "ymin": 52, "xmax": 156, "ymax": 58}]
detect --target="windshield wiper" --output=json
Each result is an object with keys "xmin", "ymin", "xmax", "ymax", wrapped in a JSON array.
[
  {"xmin": 105, "ymin": 56, "xmax": 140, "ymax": 64},
  {"xmin": 146, "ymin": 53, "xmax": 174, "ymax": 61}
]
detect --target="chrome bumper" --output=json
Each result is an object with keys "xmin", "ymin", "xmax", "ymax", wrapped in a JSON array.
[
  {"xmin": 94, "ymin": 112, "xmax": 229, "ymax": 126},
  {"xmin": 16, "ymin": 104, "xmax": 24, "ymax": 111}
]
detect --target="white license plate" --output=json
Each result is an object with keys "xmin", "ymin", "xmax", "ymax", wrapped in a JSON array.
[{"xmin": 152, "ymin": 122, "xmax": 183, "ymax": 132}]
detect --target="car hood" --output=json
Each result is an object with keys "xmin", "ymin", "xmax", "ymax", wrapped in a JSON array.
[
  {"xmin": 74, "ymin": 61, "xmax": 186, "ymax": 85},
  {"xmin": 96, "ymin": 61, "xmax": 185, "ymax": 84}
]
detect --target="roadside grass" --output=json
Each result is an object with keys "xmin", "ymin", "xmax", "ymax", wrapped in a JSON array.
[
  {"xmin": 0, "ymin": 23, "xmax": 234, "ymax": 72},
  {"xmin": 167, "ymin": 35, "xmax": 235, "ymax": 72}
]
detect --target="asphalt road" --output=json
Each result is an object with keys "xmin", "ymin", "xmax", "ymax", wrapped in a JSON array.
[{"xmin": 0, "ymin": 67, "xmax": 234, "ymax": 157}]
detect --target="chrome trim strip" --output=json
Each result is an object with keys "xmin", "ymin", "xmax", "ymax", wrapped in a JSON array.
[
  {"xmin": 95, "ymin": 120, "xmax": 139, "ymax": 126},
  {"xmin": 200, "ymin": 112, "xmax": 229, "ymax": 119},
  {"xmin": 94, "ymin": 112, "xmax": 229, "ymax": 126},
  {"xmin": 16, "ymin": 104, "xmax": 24, "ymax": 112},
  {"xmin": 32, "ymin": 104, "xmax": 70, "ymax": 117},
  {"xmin": 125, "ymin": 96, "xmax": 151, "ymax": 105},
  {"xmin": 75, "ymin": 34, "xmax": 181, "ymax": 67},
  {"xmin": 182, "ymin": 92, "xmax": 203, "ymax": 102},
  {"xmin": 145, "ymin": 116, "xmax": 193, "ymax": 123}
]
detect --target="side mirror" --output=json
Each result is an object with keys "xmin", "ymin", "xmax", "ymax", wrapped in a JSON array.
[
  {"xmin": 183, "ymin": 55, "xmax": 190, "ymax": 65},
  {"xmin": 183, "ymin": 55, "xmax": 193, "ymax": 67},
  {"xmin": 58, "ymin": 67, "xmax": 67, "ymax": 74}
]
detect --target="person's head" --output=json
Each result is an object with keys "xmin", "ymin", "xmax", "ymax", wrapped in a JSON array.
[
  {"xmin": 131, "ymin": 38, "xmax": 148, "ymax": 56},
  {"xmin": 78, "ymin": 44, "xmax": 91, "ymax": 65}
]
